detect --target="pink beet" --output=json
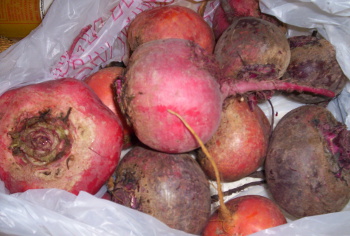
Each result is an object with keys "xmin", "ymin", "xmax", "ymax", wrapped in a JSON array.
[
  {"xmin": 0, "ymin": 78, "xmax": 124, "ymax": 194},
  {"xmin": 118, "ymin": 38, "xmax": 335, "ymax": 153}
]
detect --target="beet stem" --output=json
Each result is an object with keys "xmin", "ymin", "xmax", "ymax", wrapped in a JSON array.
[
  {"xmin": 211, "ymin": 180, "xmax": 266, "ymax": 203},
  {"xmin": 221, "ymin": 79, "xmax": 336, "ymax": 99}
]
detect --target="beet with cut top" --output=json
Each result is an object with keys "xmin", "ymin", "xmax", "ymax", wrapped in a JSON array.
[
  {"xmin": 0, "ymin": 78, "xmax": 123, "ymax": 195},
  {"xmin": 280, "ymin": 35, "xmax": 348, "ymax": 104},
  {"xmin": 108, "ymin": 145, "xmax": 211, "ymax": 235},
  {"xmin": 265, "ymin": 105, "xmax": 350, "ymax": 218}
]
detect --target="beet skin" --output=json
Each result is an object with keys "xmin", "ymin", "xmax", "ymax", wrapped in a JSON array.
[
  {"xmin": 108, "ymin": 146, "xmax": 211, "ymax": 235},
  {"xmin": 265, "ymin": 105, "xmax": 350, "ymax": 218},
  {"xmin": 197, "ymin": 97, "xmax": 270, "ymax": 182}
]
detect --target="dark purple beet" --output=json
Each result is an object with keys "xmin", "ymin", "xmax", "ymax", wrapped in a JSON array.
[
  {"xmin": 280, "ymin": 35, "xmax": 347, "ymax": 104},
  {"xmin": 265, "ymin": 105, "xmax": 350, "ymax": 218},
  {"xmin": 107, "ymin": 145, "xmax": 211, "ymax": 235},
  {"xmin": 215, "ymin": 17, "xmax": 291, "ymax": 82}
]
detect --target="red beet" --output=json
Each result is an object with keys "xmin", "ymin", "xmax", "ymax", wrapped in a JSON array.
[
  {"xmin": 281, "ymin": 35, "xmax": 348, "ymax": 104},
  {"xmin": 213, "ymin": 0, "xmax": 287, "ymax": 40},
  {"xmin": 197, "ymin": 96, "xmax": 270, "ymax": 182},
  {"xmin": 127, "ymin": 5, "xmax": 215, "ymax": 53},
  {"xmin": 118, "ymin": 38, "xmax": 334, "ymax": 153},
  {"xmin": 119, "ymin": 38, "xmax": 223, "ymax": 153},
  {"xmin": 202, "ymin": 195, "xmax": 287, "ymax": 236},
  {"xmin": 0, "ymin": 78, "xmax": 124, "ymax": 195},
  {"xmin": 84, "ymin": 65, "xmax": 135, "ymax": 149},
  {"xmin": 108, "ymin": 145, "xmax": 211, "ymax": 235},
  {"xmin": 265, "ymin": 105, "xmax": 350, "ymax": 218}
]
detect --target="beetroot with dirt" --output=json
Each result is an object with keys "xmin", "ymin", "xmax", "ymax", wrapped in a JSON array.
[
  {"xmin": 108, "ymin": 145, "xmax": 211, "ymax": 235},
  {"xmin": 265, "ymin": 105, "xmax": 350, "ymax": 218}
]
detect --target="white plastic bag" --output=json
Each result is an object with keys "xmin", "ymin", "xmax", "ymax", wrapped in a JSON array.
[{"xmin": 1, "ymin": 0, "xmax": 350, "ymax": 235}]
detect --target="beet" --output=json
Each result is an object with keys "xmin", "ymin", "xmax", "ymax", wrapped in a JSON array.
[
  {"xmin": 280, "ymin": 35, "xmax": 348, "ymax": 104},
  {"xmin": 84, "ymin": 65, "xmax": 135, "ymax": 149},
  {"xmin": 127, "ymin": 5, "xmax": 215, "ymax": 53},
  {"xmin": 168, "ymin": 110, "xmax": 287, "ymax": 236},
  {"xmin": 108, "ymin": 145, "xmax": 211, "ymax": 235},
  {"xmin": 213, "ymin": 0, "xmax": 287, "ymax": 40},
  {"xmin": 215, "ymin": 17, "xmax": 290, "ymax": 83},
  {"xmin": 197, "ymin": 96, "xmax": 270, "ymax": 182},
  {"xmin": 117, "ymin": 38, "xmax": 335, "ymax": 154},
  {"xmin": 119, "ymin": 38, "xmax": 223, "ymax": 153},
  {"xmin": 265, "ymin": 105, "xmax": 350, "ymax": 218},
  {"xmin": 202, "ymin": 195, "xmax": 287, "ymax": 235},
  {"xmin": 0, "ymin": 78, "xmax": 124, "ymax": 194}
]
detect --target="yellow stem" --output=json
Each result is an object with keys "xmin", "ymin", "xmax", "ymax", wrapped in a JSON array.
[{"xmin": 167, "ymin": 109, "xmax": 231, "ymax": 218}]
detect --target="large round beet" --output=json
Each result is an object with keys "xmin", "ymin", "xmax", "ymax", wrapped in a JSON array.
[
  {"xmin": 119, "ymin": 38, "xmax": 223, "ymax": 153},
  {"xmin": 108, "ymin": 146, "xmax": 211, "ymax": 235},
  {"xmin": 281, "ymin": 35, "xmax": 347, "ymax": 104},
  {"xmin": 0, "ymin": 78, "xmax": 124, "ymax": 195},
  {"xmin": 265, "ymin": 105, "xmax": 350, "ymax": 218}
]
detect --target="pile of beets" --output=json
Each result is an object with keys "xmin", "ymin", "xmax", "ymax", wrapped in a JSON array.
[{"xmin": 0, "ymin": 1, "xmax": 349, "ymax": 235}]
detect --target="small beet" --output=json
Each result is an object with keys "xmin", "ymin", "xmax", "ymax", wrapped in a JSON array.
[
  {"xmin": 84, "ymin": 65, "xmax": 135, "ymax": 149},
  {"xmin": 108, "ymin": 145, "xmax": 211, "ymax": 235},
  {"xmin": 265, "ymin": 105, "xmax": 350, "ymax": 218},
  {"xmin": 197, "ymin": 96, "xmax": 270, "ymax": 182},
  {"xmin": 281, "ymin": 35, "xmax": 348, "ymax": 104},
  {"xmin": 202, "ymin": 195, "xmax": 287, "ymax": 236}
]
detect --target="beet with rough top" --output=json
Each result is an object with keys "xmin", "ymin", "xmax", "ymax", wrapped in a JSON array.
[{"xmin": 265, "ymin": 105, "xmax": 350, "ymax": 218}]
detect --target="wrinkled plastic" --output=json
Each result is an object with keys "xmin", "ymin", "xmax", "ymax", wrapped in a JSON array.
[
  {"xmin": 0, "ymin": 181, "xmax": 194, "ymax": 236},
  {"xmin": 1, "ymin": 0, "xmax": 350, "ymax": 235}
]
